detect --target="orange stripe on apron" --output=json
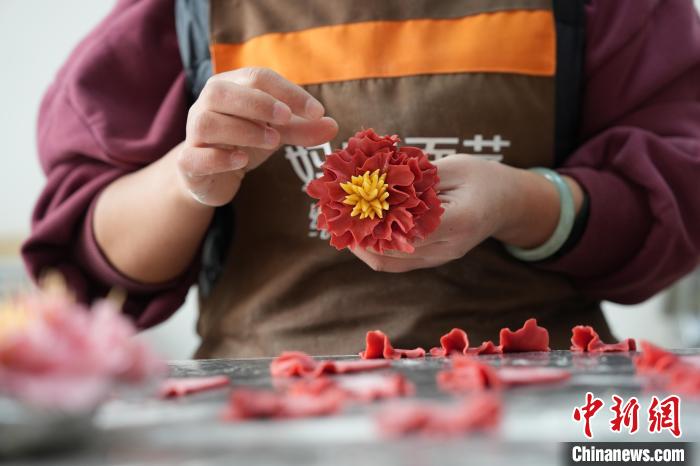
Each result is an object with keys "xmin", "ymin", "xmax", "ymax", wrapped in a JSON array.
[{"xmin": 210, "ymin": 10, "xmax": 556, "ymax": 84}]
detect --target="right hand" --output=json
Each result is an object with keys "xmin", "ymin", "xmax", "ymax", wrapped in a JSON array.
[{"xmin": 177, "ymin": 67, "xmax": 338, "ymax": 206}]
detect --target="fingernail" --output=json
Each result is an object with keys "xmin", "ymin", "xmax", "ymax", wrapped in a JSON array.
[
  {"xmin": 305, "ymin": 99, "xmax": 325, "ymax": 120},
  {"xmin": 229, "ymin": 152, "xmax": 248, "ymax": 170},
  {"xmin": 272, "ymin": 101, "xmax": 291, "ymax": 124},
  {"xmin": 264, "ymin": 127, "xmax": 279, "ymax": 147}
]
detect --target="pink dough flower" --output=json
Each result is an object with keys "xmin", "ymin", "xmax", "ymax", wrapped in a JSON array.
[
  {"xmin": 0, "ymin": 287, "xmax": 164, "ymax": 411},
  {"xmin": 307, "ymin": 129, "xmax": 444, "ymax": 253}
]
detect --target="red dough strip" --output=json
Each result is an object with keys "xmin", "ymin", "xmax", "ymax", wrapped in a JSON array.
[
  {"xmin": 270, "ymin": 351, "xmax": 317, "ymax": 377},
  {"xmin": 270, "ymin": 351, "xmax": 392, "ymax": 378},
  {"xmin": 158, "ymin": 376, "xmax": 230, "ymax": 398},
  {"xmin": 499, "ymin": 318, "xmax": 550, "ymax": 353},
  {"xmin": 222, "ymin": 389, "xmax": 344, "ymax": 420},
  {"xmin": 437, "ymin": 356, "xmax": 570, "ymax": 392},
  {"xmin": 289, "ymin": 373, "xmax": 414, "ymax": 402},
  {"xmin": 431, "ymin": 319, "xmax": 551, "ymax": 357},
  {"xmin": 316, "ymin": 359, "xmax": 392, "ymax": 375},
  {"xmin": 496, "ymin": 367, "xmax": 571, "ymax": 386},
  {"xmin": 338, "ymin": 374, "xmax": 415, "ymax": 401},
  {"xmin": 224, "ymin": 373, "xmax": 413, "ymax": 420},
  {"xmin": 359, "ymin": 330, "xmax": 426, "ymax": 360},
  {"xmin": 429, "ymin": 328, "xmax": 469, "ymax": 357},
  {"xmin": 376, "ymin": 394, "xmax": 502, "ymax": 437},
  {"xmin": 467, "ymin": 341, "xmax": 503, "ymax": 356},
  {"xmin": 437, "ymin": 356, "xmax": 501, "ymax": 392},
  {"xmin": 570, "ymin": 325, "xmax": 636, "ymax": 353}
]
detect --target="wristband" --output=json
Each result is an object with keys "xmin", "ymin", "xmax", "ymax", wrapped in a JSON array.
[{"xmin": 505, "ymin": 167, "xmax": 576, "ymax": 262}]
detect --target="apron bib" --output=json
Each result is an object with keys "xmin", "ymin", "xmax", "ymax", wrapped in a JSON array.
[{"xmin": 190, "ymin": 0, "xmax": 611, "ymax": 357}]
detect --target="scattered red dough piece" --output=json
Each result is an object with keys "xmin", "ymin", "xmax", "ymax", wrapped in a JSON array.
[
  {"xmin": 158, "ymin": 375, "xmax": 230, "ymax": 398},
  {"xmin": 315, "ymin": 359, "xmax": 392, "ymax": 375},
  {"xmin": 429, "ymin": 328, "xmax": 469, "ymax": 357},
  {"xmin": 359, "ymin": 330, "xmax": 426, "ymax": 360},
  {"xmin": 634, "ymin": 341, "xmax": 679, "ymax": 373},
  {"xmin": 437, "ymin": 356, "xmax": 501, "ymax": 392},
  {"xmin": 337, "ymin": 373, "xmax": 415, "ymax": 401},
  {"xmin": 466, "ymin": 341, "xmax": 503, "ymax": 356},
  {"xmin": 499, "ymin": 318, "xmax": 550, "ymax": 353},
  {"xmin": 222, "ymin": 388, "xmax": 344, "ymax": 420},
  {"xmin": 377, "ymin": 394, "xmax": 502, "ymax": 437},
  {"xmin": 570, "ymin": 325, "xmax": 636, "ymax": 353},
  {"xmin": 306, "ymin": 129, "xmax": 444, "ymax": 253},
  {"xmin": 286, "ymin": 377, "xmax": 339, "ymax": 397},
  {"xmin": 289, "ymin": 373, "xmax": 415, "ymax": 402},
  {"xmin": 496, "ymin": 367, "xmax": 571, "ymax": 386},
  {"xmin": 633, "ymin": 341, "xmax": 700, "ymax": 395},
  {"xmin": 666, "ymin": 364, "xmax": 700, "ymax": 395},
  {"xmin": 270, "ymin": 351, "xmax": 392, "ymax": 378},
  {"xmin": 269, "ymin": 351, "xmax": 317, "ymax": 377}
]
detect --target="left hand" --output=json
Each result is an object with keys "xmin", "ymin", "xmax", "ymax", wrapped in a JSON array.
[{"xmin": 351, "ymin": 154, "xmax": 581, "ymax": 272}]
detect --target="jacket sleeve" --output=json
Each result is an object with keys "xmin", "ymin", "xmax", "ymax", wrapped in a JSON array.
[
  {"xmin": 541, "ymin": 0, "xmax": 700, "ymax": 304},
  {"xmin": 21, "ymin": 0, "xmax": 196, "ymax": 328}
]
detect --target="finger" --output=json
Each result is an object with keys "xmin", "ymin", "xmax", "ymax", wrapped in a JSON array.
[
  {"xmin": 219, "ymin": 67, "xmax": 325, "ymax": 120},
  {"xmin": 275, "ymin": 115, "xmax": 338, "ymax": 147},
  {"xmin": 352, "ymin": 247, "xmax": 438, "ymax": 273},
  {"xmin": 186, "ymin": 170, "xmax": 246, "ymax": 207},
  {"xmin": 433, "ymin": 154, "xmax": 473, "ymax": 191},
  {"xmin": 178, "ymin": 146, "xmax": 249, "ymax": 178},
  {"xmin": 199, "ymin": 80, "xmax": 292, "ymax": 125},
  {"xmin": 187, "ymin": 109, "xmax": 280, "ymax": 149},
  {"xmin": 381, "ymin": 241, "xmax": 454, "ymax": 260}
]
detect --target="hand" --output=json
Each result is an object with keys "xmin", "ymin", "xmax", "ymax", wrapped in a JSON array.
[
  {"xmin": 177, "ymin": 67, "xmax": 338, "ymax": 206},
  {"xmin": 351, "ymin": 155, "xmax": 583, "ymax": 272}
]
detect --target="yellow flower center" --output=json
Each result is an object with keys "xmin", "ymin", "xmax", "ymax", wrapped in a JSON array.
[{"xmin": 340, "ymin": 169, "xmax": 390, "ymax": 220}]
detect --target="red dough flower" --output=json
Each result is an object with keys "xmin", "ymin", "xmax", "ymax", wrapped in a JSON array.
[
  {"xmin": 306, "ymin": 129, "xmax": 444, "ymax": 253},
  {"xmin": 0, "ymin": 290, "xmax": 164, "ymax": 410}
]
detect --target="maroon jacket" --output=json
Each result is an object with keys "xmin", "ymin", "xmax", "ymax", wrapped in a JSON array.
[{"xmin": 23, "ymin": 0, "xmax": 700, "ymax": 328}]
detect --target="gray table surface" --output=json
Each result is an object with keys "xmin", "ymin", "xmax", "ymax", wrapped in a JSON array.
[{"xmin": 7, "ymin": 350, "xmax": 700, "ymax": 466}]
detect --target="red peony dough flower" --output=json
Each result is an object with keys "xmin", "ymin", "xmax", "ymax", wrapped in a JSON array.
[{"xmin": 306, "ymin": 129, "xmax": 444, "ymax": 253}]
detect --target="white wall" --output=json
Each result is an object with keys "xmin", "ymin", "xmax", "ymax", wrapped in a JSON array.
[
  {"xmin": 0, "ymin": 1, "xmax": 114, "ymax": 234},
  {"xmin": 0, "ymin": 0, "xmax": 199, "ymax": 359},
  {"xmin": 0, "ymin": 1, "xmax": 697, "ymax": 358}
]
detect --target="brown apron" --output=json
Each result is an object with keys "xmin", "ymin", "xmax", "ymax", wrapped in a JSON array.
[{"xmin": 195, "ymin": 0, "xmax": 612, "ymax": 358}]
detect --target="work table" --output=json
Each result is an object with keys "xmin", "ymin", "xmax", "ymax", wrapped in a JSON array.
[{"xmin": 10, "ymin": 350, "xmax": 700, "ymax": 466}]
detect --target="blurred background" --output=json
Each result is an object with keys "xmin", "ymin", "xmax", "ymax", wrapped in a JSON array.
[{"xmin": 1, "ymin": 0, "xmax": 699, "ymax": 359}]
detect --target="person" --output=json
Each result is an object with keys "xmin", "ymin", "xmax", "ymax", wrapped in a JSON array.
[{"xmin": 22, "ymin": 0, "xmax": 700, "ymax": 357}]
